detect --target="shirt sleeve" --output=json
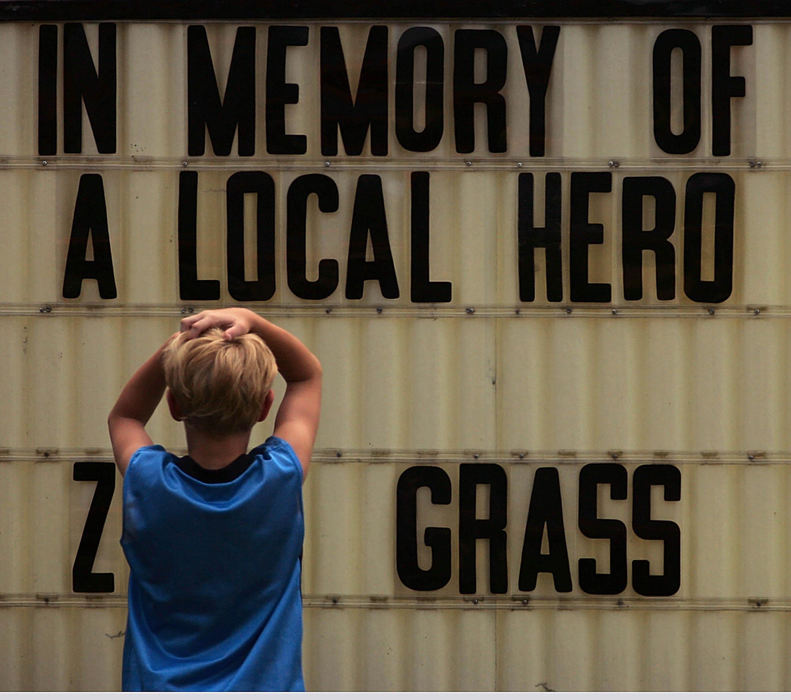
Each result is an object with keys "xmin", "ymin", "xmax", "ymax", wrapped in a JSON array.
[
  {"xmin": 126, "ymin": 444, "xmax": 166, "ymax": 474},
  {"xmin": 260, "ymin": 436, "xmax": 303, "ymax": 479}
]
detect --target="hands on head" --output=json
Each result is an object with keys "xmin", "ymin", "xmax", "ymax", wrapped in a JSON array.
[{"xmin": 180, "ymin": 308, "xmax": 254, "ymax": 341}]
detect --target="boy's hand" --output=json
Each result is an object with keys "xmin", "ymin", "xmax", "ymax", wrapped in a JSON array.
[{"xmin": 181, "ymin": 308, "xmax": 253, "ymax": 340}]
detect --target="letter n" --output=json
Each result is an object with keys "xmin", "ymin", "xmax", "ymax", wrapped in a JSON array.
[{"xmin": 64, "ymin": 23, "xmax": 117, "ymax": 154}]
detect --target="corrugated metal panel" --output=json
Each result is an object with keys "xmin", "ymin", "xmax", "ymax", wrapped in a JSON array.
[
  {"xmin": 0, "ymin": 607, "xmax": 126, "ymax": 691},
  {"xmin": 2, "ymin": 16, "xmax": 791, "ymax": 692},
  {"xmin": 3, "ymin": 315, "xmax": 790, "ymax": 454},
  {"xmin": 3, "ymin": 169, "xmax": 791, "ymax": 309},
  {"xmin": 0, "ymin": 21, "xmax": 786, "ymax": 160},
  {"xmin": 0, "ymin": 452, "xmax": 790, "ymax": 689},
  {"xmin": 302, "ymin": 607, "xmax": 791, "ymax": 691}
]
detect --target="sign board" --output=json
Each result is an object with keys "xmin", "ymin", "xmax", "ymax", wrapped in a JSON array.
[{"xmin": 1, "ymin": 4, "xmax": 790, "ymax": 690}]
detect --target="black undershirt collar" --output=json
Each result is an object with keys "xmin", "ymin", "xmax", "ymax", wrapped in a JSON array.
[{"xmin": 175, "ymin": 452, "xmax": 256, "ymax": 484}]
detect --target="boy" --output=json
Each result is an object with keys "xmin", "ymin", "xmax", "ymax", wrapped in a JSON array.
[{"xmin": 107, "ymin": 307, "xmax": 322, "ymax": 691}]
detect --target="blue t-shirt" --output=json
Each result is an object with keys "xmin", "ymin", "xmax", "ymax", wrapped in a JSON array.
[{"xmin": 120, "ymin": 436, "xmax": 305, "ymax": 691}]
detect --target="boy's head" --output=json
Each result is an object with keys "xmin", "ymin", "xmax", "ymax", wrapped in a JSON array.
[{"xmin": 162, "ymin": 329, "xmax": 278, "ymax": 436}]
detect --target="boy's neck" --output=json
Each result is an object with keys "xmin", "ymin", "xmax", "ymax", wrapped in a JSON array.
[{"xmin": 184, "ymin": 425, "xmax": 253, "ymax": 470}]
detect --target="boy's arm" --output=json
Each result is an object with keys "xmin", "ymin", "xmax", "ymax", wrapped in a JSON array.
[
  {"xmin": 107, "ymin": 337, "xmax": 171, "ymax": 476},
  {"xmin": 181, "ymin": 308, "xmax": 322, "ymax": 478}
]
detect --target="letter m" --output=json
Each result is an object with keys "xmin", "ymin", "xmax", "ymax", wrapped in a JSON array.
[{"xmin": 188, "ymin": 25, "xmax": 256, "ymax": 156}]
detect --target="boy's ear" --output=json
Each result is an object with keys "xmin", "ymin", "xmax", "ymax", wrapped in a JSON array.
[
  {"xmin": 166, "ymin": 390, "xmax": 183, "ymax": 421},
  {"xmin": 258, "ymin": 389, "xmax": 274, "ymax": 422}
]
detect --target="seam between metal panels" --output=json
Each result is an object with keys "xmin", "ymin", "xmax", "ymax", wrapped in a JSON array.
[
  {"xmin": 303, "ymin": 596, "xmax": 791, "ymax": 612},
  {"xmin": 2, "ymin": 159, "xmax": 790, "ymax": 171},
  {"xmin": 0, "ymin": 594, "xmax": 789, "ymax": 612},
  {"xmin": 0, "ymin": 448, "xmax": 785, "ymax": 465},
  {"xmin": 0, "ymin": 304, "xmax": 785, "ymax": 319}
]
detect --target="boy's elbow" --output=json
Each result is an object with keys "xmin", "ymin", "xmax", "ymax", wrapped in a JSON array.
[
  {"xmin": 107, "ymin": 412, "xmax": 120, "ymax": 443},
  {"xmin": 108, "ymin": 405, "xmax": 138, "ymax": 429},
  {"xmin": 107, "ymin": 410, "xmax": 125, "ymax": 433},
  {"xmin": 300, "ymin": 352, "xmax": 322, "ymax": 382}
]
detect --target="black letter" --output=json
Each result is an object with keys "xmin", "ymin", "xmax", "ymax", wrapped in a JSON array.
[
  {"xmin": 64, "ymin": 24, "xmax": 116, "ymax": 153},
  {"xmin": 516, "ymin": 26, "xmax": 560, "ymax": 157},
  {"xmin": 454, "ymin": 29, "xmax": 508, "ymax": 153},
  {"xmin": 459, "ymin": 463, "xmax": 508, "ymax": 594},
  {"xmin": 395, "ymin": 27, "xmax": 444, "ymax": 152},
  {"xmin": 226, "ymin": 172, "xmax": 276, "ymax": 301},
  {"xmin": 62, "ymin": 174, "xmax": 117, "ymax": 299},
  {"xmin": 711, "ymin": 25, "xmax": 752, "ymax": 157},
  {"xmin": 578, "ymin": 463, "xmax": 628, "ymax": 595},
  {"xmin": 632, "ymin": 464, "xmax": 681, "ymax": 596},
  {"xmin": 286, "ymin": 174, "xmax": 340, "ymax": 299},
  {"xmin": 266, "ymin": 26, "xmax": 308, "ymax": 154},
  {"xmin": 519, "ymin": 467, "xmax": 572, "ymax": 592},
  {"xmin": 653, "ymin": 29, "xmax": 701, "ymax": 155},
  {"xmin": 178, "ymin": 171, "xmax": 220, "ymax": 300},
  {"xmin": 73, "ymin": 462, "xmax": 115, "ymax": 593},
  {"xmin": 38, "ymin": 25, "xmax": 58, "ymax": 155},
  {"xmin": 411, "ymin": 172, "xmax": 451, "ymax": 302},
  {"xmin": 188, "ymin": 25, "xmax": 255, "ymax": 156},
  {"xmin": 518, "ymin": 172, "xmax": 562, "ymax": 302},
  {"xmin": 396, "ymin": 466, "xmax": 452, "ymax": 591},
  {"xmin": 345, "ymin": 175, "xmax": 399, "ymax": 299},
  {"xmin": 683, "ymin": 173, "xmax": 735, "ymax": 303},
  {"xmin": 321, "ymin": 26, "xmax": 388, "ymax": 156},
  {"xmin": 622, "ymin": 176, "xmax": 676, "ymax": 300},
  {"xmin": 570, "ymin": 172, "xmax": 612, "ymax": 302}
]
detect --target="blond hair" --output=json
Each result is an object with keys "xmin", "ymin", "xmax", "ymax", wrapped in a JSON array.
[{"xmin": 162, "ymin": 329, "xmax": 278, "ymax": 435}]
